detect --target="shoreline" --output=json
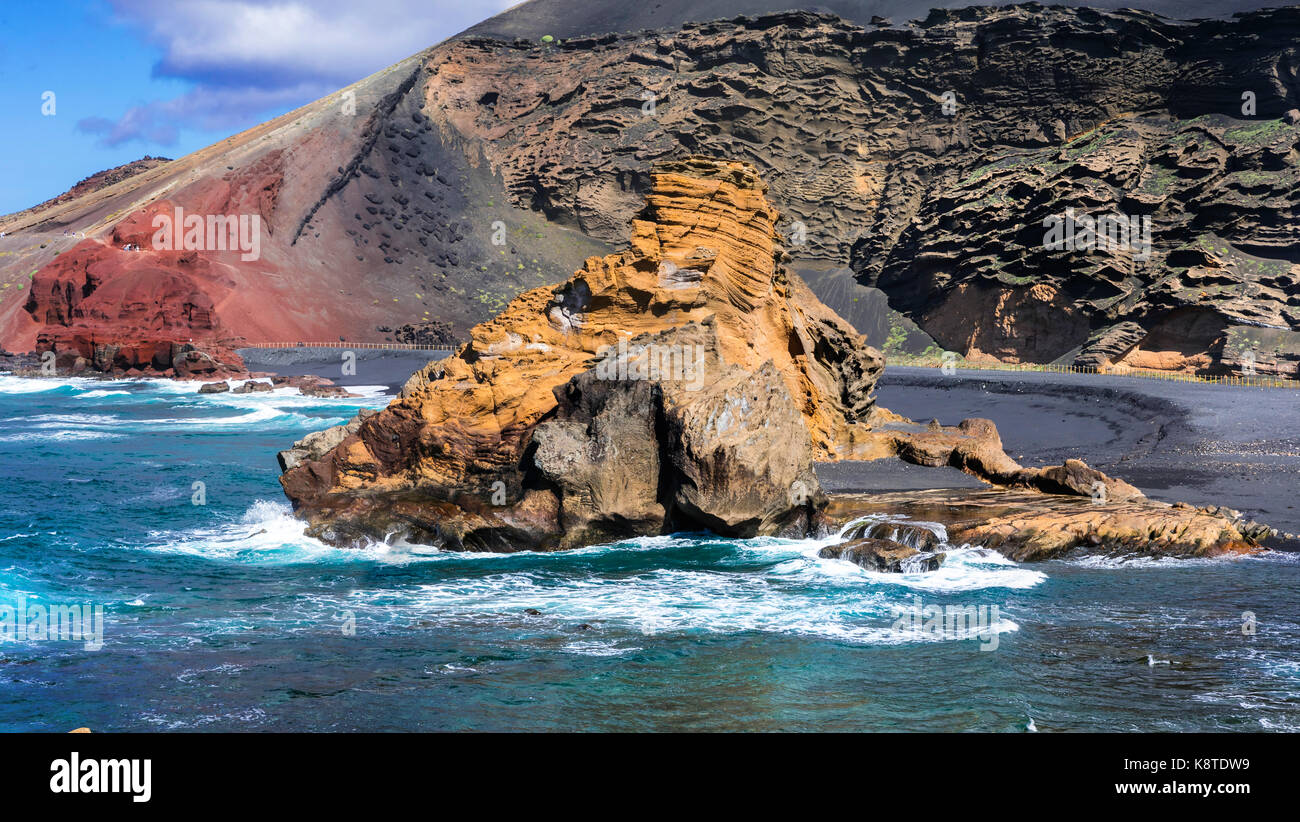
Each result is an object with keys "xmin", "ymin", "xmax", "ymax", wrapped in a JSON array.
[
  {"xmin": 2, "ymin": 369, "xmax": 1295, "ymax": 733},
  {"xmin": 8, "ymin": 346, "xmax": 1296, "ymax": 390},
  {"xmin": 0, "ymin": 346, "xmax": 450, "ymax": 395},
  {"xmin": 235, "ymin": 347, "xmax": 448, "ymax": 394}
]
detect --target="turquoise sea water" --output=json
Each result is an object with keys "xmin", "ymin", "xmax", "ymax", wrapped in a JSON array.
[{"xmin": 0, "ymin": 374, "xmax": 1297, "ymax": 731}]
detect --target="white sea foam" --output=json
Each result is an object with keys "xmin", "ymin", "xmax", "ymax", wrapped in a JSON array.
[
  {"xmin": 137, "ymin": 405, "xmax": 349, "ymax": 430},
  {"xmin": 139, "ymin": 499, "xmax": 370, "ymax": 565},
  {"xmin": 1068, "ymin": 553, "xmax": 1247, "ymax": 569},
  {"xmin": 181, "ymin": 406, "xmax": 286, "ymax": 426},
  {"xmin": 808, "ymin": 517, "xmax": 1046, "ymax": 591},
  {"xmin": 181, "ymin": 382, "xmax": 389, "ymax": 406},
  {"xmin": 0, "ymin": 429, "xmax": 125, "ymax": 442},
  {"xmin": 135, "ymin": 378, "xmax": 207, "ymax": 395},
  {"xmin": 136, "ymin": 500, "xmax": 1031, "ymax": 646},
  {"xmin": 7, "ymin": 387, "xmax": 358, "ymax": 434},
  {"xmin": 76, "ymin": 389, "xmax": 131, "ymax": 399},
  {"xmin": 0, "ymin": 375, "xmax": 99, "ymax": 394},
  {"xmin": 129, "ymin": 491, "xmax": 1045, "ymax": 645},
  {"xmin": 313, "ymin": 566, "xmax": 1025, "ymax": 646},
  {"xmin": 139, "ymin": 707, "xmax": 268, "ymax": 730},
  {"xmin": 150, "ymin": 381, "xmax": 388, "ymax": 429},
  {"xmin": 836, "ymin": 513, "xmax": 952, "ymax": 543},
  {"xmin": 848, "ymin": 547, "xmax": 1046, "ymax": 592},
  {"xmin": 23, "ymin": 413, "xmax": 121, "ymax": 427},
  {"xmin": 562, "ymin": 640, "xmax": 643, "ymax": 657}
]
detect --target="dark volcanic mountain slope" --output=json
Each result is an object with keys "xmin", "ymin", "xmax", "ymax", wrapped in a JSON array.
[
  {"xmin": 429, "ymin": 4, "xmax": 1300, "ymax": 374},
  {"xmin": 3, "ymin": 4, "xmax": 1299, "ymax": 377},
  {"xmin": 462, "ymin": 0, "xmax": 1277, "ymax": 39}
]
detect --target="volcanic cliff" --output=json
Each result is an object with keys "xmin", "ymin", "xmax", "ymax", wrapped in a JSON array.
[{"xmin": 429, "ymin": 4, "xmax": 1300, "ymax": 375}]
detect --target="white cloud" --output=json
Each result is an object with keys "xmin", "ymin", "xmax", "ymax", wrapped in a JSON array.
[{"xmin": 80, "ymin": 0, "xmax": 517, "ymax": 146}]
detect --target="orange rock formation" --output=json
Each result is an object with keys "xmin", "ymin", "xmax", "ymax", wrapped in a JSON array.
[{"xmin": 281, "ymin": 157, "xmax": 882, "ymax": 522}]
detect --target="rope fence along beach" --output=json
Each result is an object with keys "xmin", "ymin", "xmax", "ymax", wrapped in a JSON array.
[
  {"xmin": 887, "ymin": 355, "xmax": 1300, "ymax": 390},
  {"xmin": 241, "ymin": 341, "xmax": 458, "ymax": 352}
]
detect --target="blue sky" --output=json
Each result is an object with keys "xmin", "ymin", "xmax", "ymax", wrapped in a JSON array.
[{"xmin": 0, "ymin": 0, "xmax": 516, "ymax": 214}]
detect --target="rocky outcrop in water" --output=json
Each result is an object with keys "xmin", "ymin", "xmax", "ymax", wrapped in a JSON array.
[
  {"xmin": 279, "ymin": 158, "xmax": 883, "ymax": 549},
  {"xmin": 819, "ymin": 536, "xmax": 946, "ymax": 573},
  {"xmin": 534, "ymin": 320, "xmax": 828, "ymax": 547}
]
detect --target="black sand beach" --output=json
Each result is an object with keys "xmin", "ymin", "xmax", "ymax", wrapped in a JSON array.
[{"xmin": 237, "ymin": 347, "xmax": 448, "ymax": 394}]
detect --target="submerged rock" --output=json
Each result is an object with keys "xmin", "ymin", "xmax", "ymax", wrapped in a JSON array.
[
  {"xmin": 819, "ymin": 537, "xmax": 946, "ymax": 573},
  {"xmin": 827, "ymin": 490, "xmax": 1265, "ymax": 561},
  {"xmin": 843, "ymin": 520, "xmax": 942, "ymax": 552},
  {"xmin": 299, "ymin": 383, "xmax": 357, "ymax": 398}
]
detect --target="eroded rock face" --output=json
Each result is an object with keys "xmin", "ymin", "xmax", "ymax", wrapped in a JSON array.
[
  {"xmin": 280, "ymin": 158, "xmax": 881, "ymax": 549},
  {"xmin": 277, "ymin": 156, "xmax": 1235, "ymax": 557},
  {"xmin": 277, "ymin": 409, "xmax": 379, "ymax": 473},
  {"xmin": 1074, "ymin": 321, "xmax": 1149, "ymax": 370},
  {"xmin": 19, "ymin": 193, "xmax": 261, "ymax": 378},
  {"xmin": 533, "ymin": 321, "xmax": 826, "ymax": 548}
]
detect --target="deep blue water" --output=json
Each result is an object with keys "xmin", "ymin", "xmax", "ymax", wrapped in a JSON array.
[{"xmin": 0, "ymin": 374, "xmax": 1297, "ymax": 731}]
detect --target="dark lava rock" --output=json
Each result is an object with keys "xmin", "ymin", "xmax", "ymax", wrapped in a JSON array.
[
  {"xmin": 819, "ymin": 537, "xmax": 946, "ymax": 573},
  {"xmin": 842, "ymin": 521, "xmax": 942, "ymax": 552},
  {"xmin": 1074, "ymin": 322, "xmax": 1149, "ymax": 370}
]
